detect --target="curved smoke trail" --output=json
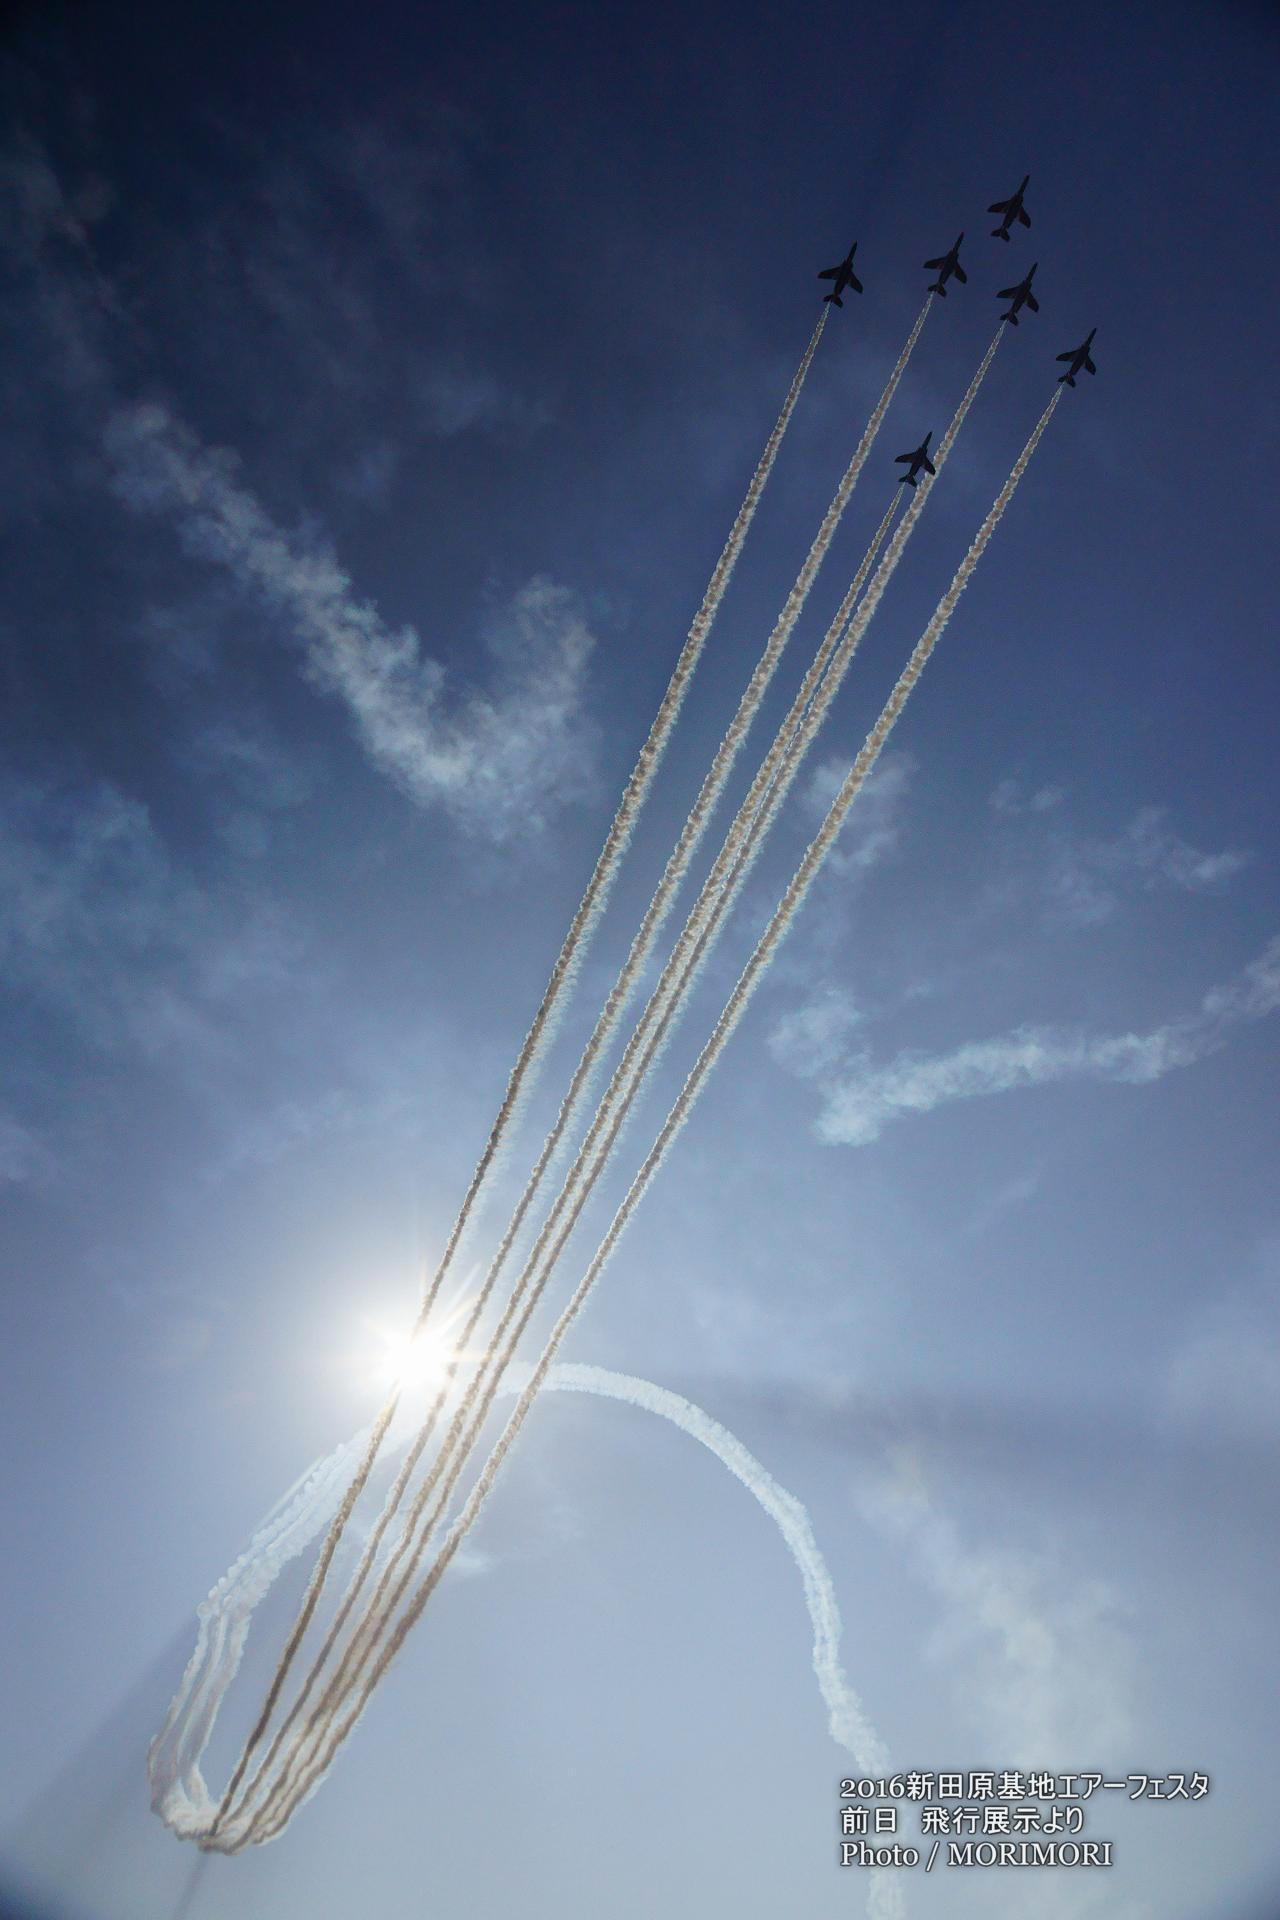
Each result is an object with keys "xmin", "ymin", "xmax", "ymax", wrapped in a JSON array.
[
  {"xmin": 220, "ymin": 301, "xmax": 935, "ymax": 1839},
  {"xmin": 252, "ymin": 371, "xmax": 1052, "ymax": 1842},
  {"xmin": 208, "ymin": 309, "xmax": 830, "ymax": 1836},
  {"xmin": 153, "ymin": 1364, "xmax": 903, "ymax": 1916}
]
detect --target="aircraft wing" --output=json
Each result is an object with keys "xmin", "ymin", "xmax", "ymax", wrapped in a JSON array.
[
  {"xmin": 923, "ymin": 253, "xmax": 946, "ymax": 269},
  {"xmin": 924, "ymin": 456, "xmax": 937, "ymax": 475},
  {"xmin": 1026, "ymin": 292, "xmax": 1039, "ymax": 311},
  {"xmin": 1056, "ymin": 347, "xmax": 1077, "ymax": 361},
  {"xmin": 1018, "ymin": 207, "xmax": 1031, "ymax": 226},
  {"xmin": 953, "ymin": 263, "xmax": 967, "ymax": 282},
  {"xmin": 818, "ymin": 266, "xmax": 839, "ymax": 280},
  {"xmin": 848, "ymin": 271, "xmax": 863, "ymax": 292},
  {"xmin": 988, "ymin": 196, "xmax": 1012, "ymax": 213},
  {"xmin": 997, "ymin": 282, "xmax": 1021, "ymax": 299}
]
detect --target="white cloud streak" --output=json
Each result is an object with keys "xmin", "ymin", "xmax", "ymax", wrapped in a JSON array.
[
  {"xmin": 803, "ymin": 935, "xmax": 1280, "ymax": 1146},
  {"xmin": 104, "ymin": 404, "xmax": 596, "ymax": 842}
]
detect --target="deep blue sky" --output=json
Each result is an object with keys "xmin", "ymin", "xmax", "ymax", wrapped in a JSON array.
[{"xmin": 3, "ymin": 0, "xmax": 1278, "ymax": 1916}]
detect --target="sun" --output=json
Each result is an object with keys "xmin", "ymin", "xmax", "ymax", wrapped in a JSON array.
[{"xmin": 365, "ymin": 1318, "xmax": 455, "ymax": 1393}]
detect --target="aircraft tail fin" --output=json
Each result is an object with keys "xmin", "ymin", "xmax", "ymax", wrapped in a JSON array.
[
  {"xmin": 991, "ymin": 225, "xmax": 1010, "ymax": 240},
  {"xmin": 927, "ymin": 280, "xmax": 947, "ymax": 296},
  {"xmin": 1058, "ymin": 372, "xmax": 1075, "ymax": 386},
  {"xmin": 823, "ymin": 292, "xmax": 843, "ymax": 306}
]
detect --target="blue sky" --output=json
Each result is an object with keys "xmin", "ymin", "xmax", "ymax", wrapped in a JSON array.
[{"xmin": 2, "ymin": 0, "xmax": 1278, "ymax": 1915}]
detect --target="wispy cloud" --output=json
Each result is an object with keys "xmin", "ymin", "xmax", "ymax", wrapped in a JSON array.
[
  {"xmin": 862, "ymin": 1452, "xmax": 1135, "ymax": 1762},
  {"xmin": 1164, "ymin": 1244, "xmax": 1280, "ymax": 1447},
  {"xmin": 105, "ymin": 403, "xmax": 597, "ymax": 840},
  {"xmin": 0, "ymin": 1109, "xmax": 55, "ymax": 1185},
  {"xmin": 776, "ymin": 935, "xmax": 1280, "ymax": 1146},
  {"xmin": 0, "ymin": 775, "xmax": 303, "ymax": 1055},
  {"xmin": 802, "ymin": 750, "xmax": 915, "ymax": 878},
  {"xmin": 988, "ymin": 782, "xmax": 1250, "ymax": 928}
]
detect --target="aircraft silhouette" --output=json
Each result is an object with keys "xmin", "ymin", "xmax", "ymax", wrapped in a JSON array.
[
  {"xmin": 895, "ymin": 432, "xmax": 937, "ymax": 488},
  {"xmin": 1057, "ymin": 328, "xmax": 1098, "ymax": 386},
  {"xmin": 817, "ymin": 243, "xmax": 863, "ymax": 305},
  {"xmin": 998, "ymin": 263, "xmax": 1040, "ymax": 326},
  {"xmin": 989, "ymin": 174, "xmax": 1031, "ymax": 241},
  {"xmin": 924, "ymin": 233, "xmax": 967, "ymax": 296}
]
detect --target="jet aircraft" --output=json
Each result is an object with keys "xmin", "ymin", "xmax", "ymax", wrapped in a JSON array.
[
  {"xmin": 818, "ymin": 243, "xmax": 863, "ymax": 305},
  {"xmin": 923, "ymin": 233, "xmax": 967, "ymax": 297},
  {"xmin": 1056, "ymin": 328, "xmax": 1098, "ymax": 386},
  {"xmin": 997, "ymin": 263, "xmax": 1039, "ymax": 325},
  {"xmin": 894, "ymin": 432, "xmax": 937, "ymax": 489},
  {"xmin": 989, "ymin": 174, "xmax": 1031, "ymax": 242}
]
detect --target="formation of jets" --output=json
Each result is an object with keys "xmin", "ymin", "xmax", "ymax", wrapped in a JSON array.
[{"xmin": 816, "ymin": 171, "xmax": 1097, "ymax": 451}]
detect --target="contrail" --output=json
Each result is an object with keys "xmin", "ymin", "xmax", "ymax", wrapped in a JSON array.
[
  {"xmin": 316, "ymin": 326, "xmax": 1001, "ymax": 1699},
  {"xmin": 206, "ymin": 308, "xmax": 830, "ymax": 1839},
  {"xmin": 274, "ymin": 384, "xmax": 1065, "ymax": 1833},
  {"xmin": 154, "ymin": 1365, "xmax": 901, "ymax": 1916},
  {"xmin": 239, "ymin": 490, "xmax": 908, "ymax": 1836},
  {"xmin": 536, "ymin": 1364, "xmax": 889, "ymax": 1770},
  {"xmin": 246, "ymin": 351, "xmax": 1037, "ymax": 1845},
  {"xmin": 218, "ymin": 301, "xmax": 938, "ymax": 1839},
  {"xmin": 533, "ymin": 1366, "xmax": 905, "ymax": 1920}
]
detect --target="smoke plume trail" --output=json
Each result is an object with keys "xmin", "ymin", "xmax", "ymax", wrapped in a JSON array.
[
  {"xmin": 155, "ymin": 1365, "xmax": 901, "ymax": 1915},
  {"xmin": 283, "ymin": 385, "xmax": 1065, "ymax": 1827},
  {"xmin": 533, "ymin": 1366, "xmax": 905, "ymax": 1920},
  {"xmin": 313, "ymin": 326, "xmax": 1003, "ymax": 1709},
  {"xmin": 238, "ymin": 489, "xmax": 906, "ymax": 1837},
  {"xmin": 249, "ymin": 354, "xmax": 1038, "ymax": 1844},
  {"xmin": 220, "ymin": 303, "xmax": 937, "ymax": 1838},
  {"xmin": 207, "ymin": 311, "xmax": 829, "ymax": 1839},
  {"xmin": 537, "ymin": 1364, "xmax": 888, "ymax": 1769}
]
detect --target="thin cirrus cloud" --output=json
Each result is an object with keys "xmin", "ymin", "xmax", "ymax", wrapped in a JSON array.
[
  {"xmin": 104, "ymin": 402, "xmax": 598, "ymax": 842},
  {"xmin": 989, "ymin": 782, "xmax": 1251, "ymax": 929},
  {"xmin": 772, "ymin": 935, "xmax": 1280, "ymax": 1146}
]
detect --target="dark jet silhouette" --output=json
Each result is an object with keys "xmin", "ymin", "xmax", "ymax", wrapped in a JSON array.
[
  {"xmin": 998, "ymin": 262, "xmax": 1040, "ymax": 326},
  {"xmin": 1056, "ymin": 327, "xmax": 1098, "ymax": 386},
  {"xmin": 923, "ymin": 232, "xmax": 967, "ymax": 297},
  {"xmin": 817, "ymin": 243, "xmax": 863, "ymax": 305},
  {"xmin": 895, "ymin": 432, "xmax": 937, "ymax": 488},
  {"xmin": 989, "ymin": 174, "xmax": 1031, "ymax": 242}
]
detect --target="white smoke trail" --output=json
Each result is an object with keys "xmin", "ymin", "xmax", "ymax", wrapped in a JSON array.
[
  {"xmin": 148, "ymin": 1420, "xmax": 378, "ymax": 1838},
  {"xmin": 219, "ymin": 304, "xmax": 936, "ymax": 1838},
  {"xmin": 293, "ymin": 378, "xmax": 1074, "ymax": 1827},
  {"xmin": 237, "ymin": 491, "xmax": 906, "ymax": 1837},
  {"xmin": 537, "ymin": 1364, "xmax": 888, "ymax": 1767},
  {"xmin": 251, "ymin": 365, "xmax": 1049, "ymax": 1844},
  {"xmin": 302, "ymin": 328, "xmax": 1003, "ymax": 1733},
  {"xmin": 208, "ymin": 310, "xmax": 830, "ymax": 1837},
  {"xmin": 532, "ymin": 1366, "xmax": 905, "ymax": 1920},
  {"xmin": 153, "ymin": 1366, "xmax": 902, "ymax": 1915}
]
